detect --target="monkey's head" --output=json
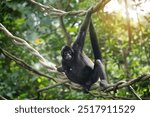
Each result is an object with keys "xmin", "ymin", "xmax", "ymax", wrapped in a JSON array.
[{"xmin": 61, "ymin": 46, "xmax": 74, "ymax": 61}]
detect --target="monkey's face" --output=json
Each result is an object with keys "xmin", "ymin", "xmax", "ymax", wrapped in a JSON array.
[{"xmin": 61, "ymin": 46, "xmax": 74, "ymax": 61}]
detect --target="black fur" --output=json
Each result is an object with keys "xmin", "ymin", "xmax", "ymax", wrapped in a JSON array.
[{"xmin": 59, "ymin": 8, "xmax": 108, "ymax": 91}]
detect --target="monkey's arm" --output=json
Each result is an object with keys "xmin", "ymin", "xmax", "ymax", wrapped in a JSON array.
[{"xmin": 72, "ymin": 7, "xmax": 93, "ymax": 51}]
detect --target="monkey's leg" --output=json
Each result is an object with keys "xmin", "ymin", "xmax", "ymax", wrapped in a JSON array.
[{"xmin": 95, "ymin": 60, "xmax": 110, "ymax": 90}]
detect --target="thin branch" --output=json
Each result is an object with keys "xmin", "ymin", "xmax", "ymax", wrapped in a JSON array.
[
  {"xmin": 0, "ymin": 48, "xmax": 56, "ymax": 82},
  {"xmin": 128, "ymin": 85, "xmax": 142, "ymax": 100},
  {"xmin": 124, "ymin": 0, "xmax": 132, "ymax": 51},
  {"xmin": 102, "ymin": 74, "xmax": 150, "ymax": 92},
  {"xmin": 56, "ymin": 1, "xmax": 72, "ymax": 46},
  {"xmin": 0, "ymin": 23, "xmax": 56, "ymax": 71},
  {"xmin": 0, "ymin": 95, "xmax": 7, "ymax": 100},
  {"xmin": 30, "ymin": 0, "xmax": 85, "ymax": 16},
  {"xmin": 30, "ymin": 0, "xmax": 111, "ymax": 16},
  {"xmin": 38, "ymin": 80, "xmax": 69, "ymax": 92},
  {"xmin": 59, "ymin": 16, "xmax": 72, "ymax": 46},
  {"xmin": 92, "ymin": 0, "xmax": 111, "ymax": 13}
]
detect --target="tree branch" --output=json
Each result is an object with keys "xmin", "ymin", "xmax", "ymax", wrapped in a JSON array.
[
  {"xmin": 38, "ymin": 80, "xmax": 69, "ymax": 92},
  {"xmin": 128, "ymin": 85, "xmax": 142, "ymax": 100},
  {"xmin": 56, "ymin": 1, "xmax": 72, "ymax": 46},
  {"xmin": 0, "ymin": 95, "xmax": 7, "ymax": 100},
  {"xmin": 30, "ymin": 0, "xmax": 85, "ymax": 16},
  {"xmin": 0, "ymin": 48, "xmax": 56, "ymax": 82},
  {"xmin": 30, "ymin": 0, "xmax": 111, "ymax": 16},
  {"xmin": 102, "ymin": 74, "xmax": 150, "ymax": 92},
  {"xmin": 59, "ymin": 16, "xmax": 72, "ymax": 47},
  {"xmin": 92, "ymin": 0, "xmax": 111, "ymax": 13},
  {"xmin": 0, "ymin": 23, "xmax": 56, "ymax": 71}
]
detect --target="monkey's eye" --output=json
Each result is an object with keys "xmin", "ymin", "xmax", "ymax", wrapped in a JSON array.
[
  {"xmin": 64, "ymin": 50, "xmax": 72, "ymax": 55},
  {"xmin": 64, "ymin": 51, "xmax": 69, "ymax": 55}
]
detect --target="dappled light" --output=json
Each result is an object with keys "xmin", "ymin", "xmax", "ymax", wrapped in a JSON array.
[{"xmin": 105, "ymin": 0, "xmax": 150, "ymax": 22}]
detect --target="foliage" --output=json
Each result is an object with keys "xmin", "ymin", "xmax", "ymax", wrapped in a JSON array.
[{"xmin": 0, "ymin": 0, "xmax": 150, "ymax": 99}]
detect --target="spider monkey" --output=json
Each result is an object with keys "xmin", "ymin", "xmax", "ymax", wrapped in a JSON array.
[{"xmin": 58, "ymin": 7, "xmax": 108, "ymax": 91}]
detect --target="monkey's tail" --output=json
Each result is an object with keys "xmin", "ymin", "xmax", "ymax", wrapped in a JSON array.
[{"xmin": 89, "ymin": 20, "xmax": 102, "ymax": 60}]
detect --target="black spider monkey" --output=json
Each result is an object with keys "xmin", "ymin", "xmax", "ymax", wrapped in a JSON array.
[{"xmin": 58, "ymin": 7, "xmax": 108, "ymax": 91}]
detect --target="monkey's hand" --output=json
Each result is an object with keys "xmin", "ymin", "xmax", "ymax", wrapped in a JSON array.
[
  {"xmin": 57, "ymin": 66, "xmax": 64, "ymax": 72},
  {"xmin": 87, "ymin": 6, "xmax": 93, "ymax": 15}
]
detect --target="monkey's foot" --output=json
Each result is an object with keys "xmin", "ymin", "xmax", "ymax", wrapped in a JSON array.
[{"xmin": 99, "ymin": 80, "xmax": 110, "ymax": 91}]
